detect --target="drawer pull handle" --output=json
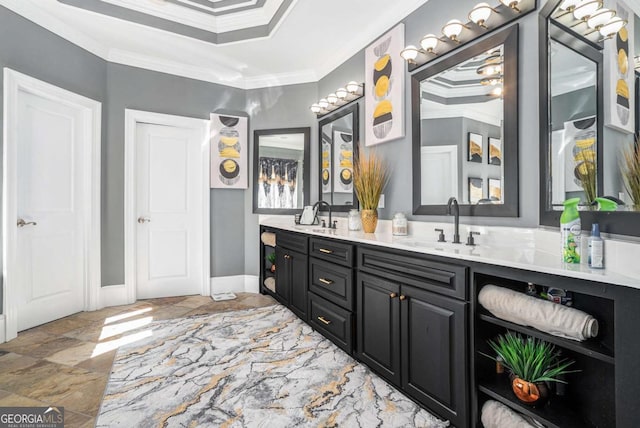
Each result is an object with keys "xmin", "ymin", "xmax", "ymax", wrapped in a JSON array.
[
  {"xmin": 318, "ymin": 316, "xmax": 332, "ymax": 325},
  {"xmin": 319, "ymin": 278, "xmax": 334, "ymax": 285},
  {"xmin": 319, "ymin": 248, "xmax": 334, "ymax": 254},
  {"xmin": 399, "ymin": 295, "xmax": 406, "ymax": 301},
  {"xmin": 389, "ymin": 292, "xmax": 397, "ymax": 298}
]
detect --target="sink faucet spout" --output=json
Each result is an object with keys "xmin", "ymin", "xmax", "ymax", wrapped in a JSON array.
[
  {"xmin": 313, "ymin": 201, "xmax": 333, "ymax": 229},
  {"xmin": 447, "ymin": 197, "xmax": 461, "ymax": 244}
]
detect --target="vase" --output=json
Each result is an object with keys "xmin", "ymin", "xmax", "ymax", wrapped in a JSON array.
[
  {"xmin": 510, "ymin": 374, "xmax": 549, "ymax": 406},
  {"xmin": 361, "ymin": 209, "xmax": 378, "ymax": 233}
]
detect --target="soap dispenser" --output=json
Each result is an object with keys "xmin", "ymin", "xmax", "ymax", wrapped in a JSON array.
[{"xmin": 588, "ymin": 223, "xmax": 604, "ymax": 269}]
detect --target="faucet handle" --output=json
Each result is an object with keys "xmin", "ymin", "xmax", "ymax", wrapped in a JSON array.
[
  {"xmin": 434, "ymin": 228, "xmax": 446, "ymax": 242},
  {"xmin": 466, "ymin": 231, "xmax": 480, "ymax": 246},
  {"xmin": 332, "ymin": 220, "xmax": 338, "ymax": 229},
  {"xmin": 321, "ymin": 219, "xmax": 326, "ymax": 228}
]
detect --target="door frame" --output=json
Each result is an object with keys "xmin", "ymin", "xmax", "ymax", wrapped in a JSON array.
[
  {"xmin": 2, "ymin": 68, "xmax": 102, "ymax": 342},
  {"xmin": 124, "ymin": 109, "xmax": 210, "ymax": 303}
]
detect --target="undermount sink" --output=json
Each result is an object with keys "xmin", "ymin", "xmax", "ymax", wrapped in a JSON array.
[{"xmin": 395, "ymin": 238, "xmax": 475, "ymax": 251}]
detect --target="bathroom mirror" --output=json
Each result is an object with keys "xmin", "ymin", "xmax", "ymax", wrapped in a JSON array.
[
  {"xmin": 412, "ymin": 25, "xmax": 519, "ymax": 217},
  {"xmin": 540, "ymin": 0, "xmax": 640, "ymax": 236},
  {"xmin": 253, "ymin": 127, "xmax": 310, "ymax": 214},
  {"xmin": 318, "ymin": 103, "xmax": 359, "ymax": 212}
]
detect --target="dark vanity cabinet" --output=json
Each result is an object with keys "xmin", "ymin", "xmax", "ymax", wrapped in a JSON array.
[
  {"xmin": 272, "ymin": 230, "xmax": 308, "ymax": 321},
  {"xmin": 307, "ymin": 237, "xmax": 355, "ymax": 353},
  {"xmin": 357, "ymin": 247, "xmax": 469, "ymax": 428}
]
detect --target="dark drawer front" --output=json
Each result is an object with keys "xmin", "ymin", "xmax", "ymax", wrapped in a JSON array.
[
  {"xmin": 276, "ymin": 230, "xmax": 308, "ymax": 254},
  {"xmin": 309, "ymin": 259, "xmax": 353, "ymax": 309},
  {"xmin": 309, "ymin": 292, "xmax": 353, "ymax": 353},
  {"xmin": 310, "ymin": 237, "xmax": 354, "ymax": 267},
  {"xmin": 358, "ymin": 247, "xmax": 467, "ymax": 300}
]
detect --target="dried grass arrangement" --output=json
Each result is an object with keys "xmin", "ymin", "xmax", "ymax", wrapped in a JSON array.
[
  {"xmin": 353, "ymin": 147, "xmax": 389, "ymax": 210},
  {"xmin": 621, "ymin": 141, "xmax": 640, "ymax": 210}
]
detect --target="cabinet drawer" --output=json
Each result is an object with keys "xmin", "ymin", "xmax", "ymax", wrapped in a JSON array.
[
  {"xmin": 309, "ymin": 258, "xmax": 353, "ymax": 310},
  {"xmin": 358, "ymin": 247, "xmax": 467, "ymax": 300},
  {"xmin": 276, "ymin": 230, "xmax": 308, "ymax": 254},
  {"xmin": 310, "ymin": 237, "xmax": 354, "ymax": 267},
  {"xmin": 309, "ymin": 292, "xmax": 353, "ymax": 353}
]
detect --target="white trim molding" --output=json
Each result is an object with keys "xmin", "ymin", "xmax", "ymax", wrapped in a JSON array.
[
  {"xmin": 210, "ymin": 275, "xmax": 259, "ymax": 294},
  {"xmin": 2, "ymin": 68, "xmax": 102, "ymax": 342},
  {"xmin": 100, "ymin": 284, "xmax": 129, "ymax": 308},
  {"xmin": 124, "ymin": 109, "xmax": 211, "ymax": 304}
]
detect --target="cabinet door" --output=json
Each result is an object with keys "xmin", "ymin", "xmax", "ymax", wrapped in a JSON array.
[
  {"xmin": 274, "ymin": 247, "xmax": 290, "ymax": 304},
  {"xmin": 400, "ymin": 285, "xmax": 467, "ymax": 428},
  {"xmin": 288, "ymin": 249, "xmax": 308, "ymax": 321},
  {"xmin": 357, "ymin": 272, "xmax": 401, "ymax": 386}
]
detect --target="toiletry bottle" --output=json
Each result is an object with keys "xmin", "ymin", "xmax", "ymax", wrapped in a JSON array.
[
  {"xmin": 588, "ymin": 223, "xmax": 604, "ymax": 269},
  {"xmin": 560, "ymin": 198, "xmax": 581, "ymax": 263}
]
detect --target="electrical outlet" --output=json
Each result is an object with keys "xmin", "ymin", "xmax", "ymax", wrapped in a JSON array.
[{"xmin": 379, "ymin": 194, "xmax": 385, "ymax": 209}]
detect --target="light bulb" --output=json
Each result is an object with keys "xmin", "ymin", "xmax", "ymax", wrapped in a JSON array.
[
  {"xmin": 420, "ymin": 34, "xmax": 439, "ymax": 53},
  {"xmin": 400, "ymin": 45, "xmax": 420, "ymax": 62},
  {"xmin": 469, "ymin": 3, "xmax": 493, "ymax": 27},
  {"xmin": 587, "ymin": 8, "xmax": 615, "ymax": 29},
  {"xmin": 318, "ymin": 99, "xmax": 329, "ymax": 109},
  {"xmin": 560, "ymin": 0, "xmax": 581, "ymax": 10},
  {"xmin": 491, "ymin": 86, "xmax": 503, "ymax": 96},
  {"xmin": 442, "ymin": 19, "xmax": 466, "ymax": 42},
  {"xmin": 599, "ymin": 16, "xmax": 627, "ymax": 38},
  {"xmin": 327, "ymin": 93, "xmax": 338, "ymax": 104},
  {"xmin": 310, "ymin": 104, "xmax": 321, "ymax": 114},
  {"xmin": 499, "ymin": 0, "xmax": 521, "ymax": 12},
  {"xmin": 573, "ymin": 1, "xmax": 602, "ymax": 21},
  {"xmin": 336, "ymin": 87, "xmax": 348, "ymax": 99}
]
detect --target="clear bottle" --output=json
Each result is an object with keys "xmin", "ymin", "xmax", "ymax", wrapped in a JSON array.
[
  {"xmin": 392, "ymin": 212, "xmax": 408, "ymax": 236},
  {"xmin": 588, "ymin": 223, "xmax": 604, "ymax": 269},
  {"xmin": 348, "ymin": 209, "xmax": 361, "ymax": 231}
]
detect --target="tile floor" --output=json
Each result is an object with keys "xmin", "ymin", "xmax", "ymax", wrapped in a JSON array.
[{"xmin": 0, "ymin": 292, "xmax": 277, "ymax": 428}]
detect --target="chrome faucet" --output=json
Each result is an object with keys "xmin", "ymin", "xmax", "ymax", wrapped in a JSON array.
[
  {"xmin": 313, "ymin": 200, "xmax": 334, "ymax": 229},
  {"xmin": 447, "ymin": 197, "xmax": 461, "ymax": 244}
]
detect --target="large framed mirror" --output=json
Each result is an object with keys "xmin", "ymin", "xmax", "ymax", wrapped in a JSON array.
[
  {"xmin": 540, "ymin": 0, "xmax": 640, "ymax": 236},
  {"xmin": 253, "ymin": 127, "xmax": 310, "ymax": 214},
  {"xmin": 318, "ymin": 103, "xmax": 359, "ymax": 212},
  {"xmin": 412, "ymin": 25, "xmax": 519, "ymax": 217}
]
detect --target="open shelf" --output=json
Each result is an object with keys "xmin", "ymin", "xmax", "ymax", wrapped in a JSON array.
[
  {"xmin": 479, "ymin": 313, "xmax": 614, "ymax": 364},
  {"xmin": 478, "ymin": 373, "xmax": 595, "ymax": 428}
]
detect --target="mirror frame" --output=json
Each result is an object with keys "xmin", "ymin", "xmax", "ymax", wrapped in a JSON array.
[
  {"xmin": 539, "ymin": 0, "xmax": 640, "ymax": 236},
  {"xmin": 318, "ymin": 102, "xmax": 360, "ymax": 213},
  {"xmin": 252, "ymin": 127, "xmax": 311, "ymax": 215},
  {"xmin": 411, "ymin": 25, "xmax": 519, "ymax": 217}
]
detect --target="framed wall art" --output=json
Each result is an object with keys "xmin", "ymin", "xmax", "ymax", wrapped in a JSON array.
[
  {"xmin": 468, "ymin": 132, "xmax": 483, "ymax": 163},
  {"xmin": 210, "ymin": 113, "xmax": 248, "ymax": 189},
  {"xmin": 488, "ymin": 137, "xmax": 502, "ymax": 165},
  {"xmin": 365, "ymin": 23, "xmax": 405, "ymax": 146},
  {"xmin": 468, "ymin": 177, "xmax": 484, "ymax": 204},
  {"xmin": 489, "ymin": 178, "xmax": 502, "ymax": 202}
]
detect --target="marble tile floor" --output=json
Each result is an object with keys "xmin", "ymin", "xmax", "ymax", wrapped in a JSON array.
[{"xmin": 0, "ymin": 292, "xmax": 277, "ymax": 428}]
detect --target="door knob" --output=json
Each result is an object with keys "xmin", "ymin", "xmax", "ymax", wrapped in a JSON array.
[
  {"xmin": 389, "ymin": 292, "xmax": 397, "ymax": 298},
  {"xmin": 17, "ymin": 218, "xmax": 37, "ymax": 228},
  {"xmin": 137, "ymin": 217, "xmax": 151, "ymax": 224}
]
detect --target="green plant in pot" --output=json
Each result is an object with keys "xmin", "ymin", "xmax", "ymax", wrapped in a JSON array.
[
  {"xmin": 482, "ymin": 332, "xmax": 578, "ymax": 405},
  {"xmin": 266, "ymin": 252, "xmax": 276, "ymax": 272}
]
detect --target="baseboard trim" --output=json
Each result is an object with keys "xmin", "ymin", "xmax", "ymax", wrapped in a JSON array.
[
  {"xmin": 210, "ymin": 275, "xmax": 259, "ymax": 295},
  {"xmin": 100, "ymin": 284, "xmax": 128, "ymax": 308}
]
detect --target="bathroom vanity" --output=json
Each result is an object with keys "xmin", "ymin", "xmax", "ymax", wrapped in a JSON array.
[{"xmin": 259, "ymin": 216, "xmax": 640, "ymax": 428}]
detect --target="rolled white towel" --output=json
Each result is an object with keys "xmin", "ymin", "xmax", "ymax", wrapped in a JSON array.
[
  {"xmin": 481, "ymin": 400, "xmax": 538, "ymax": 428},
  {"xmin": 261, "ymin": 232, "xmax": 276, "ymax": 247},
  {"xmin": 264, "ymin": 277, "xmax": 275, "ymax": 293},
  {"xmin": 479, "ymin": 284, "xmax": 598, "ymax": 342}
]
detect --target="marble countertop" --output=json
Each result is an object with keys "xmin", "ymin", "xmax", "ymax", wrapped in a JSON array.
[{"xmin": 260, "ymin": 216, "xmax": 640, "ymax": 290}]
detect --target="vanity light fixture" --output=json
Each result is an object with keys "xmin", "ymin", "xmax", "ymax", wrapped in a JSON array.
[
  {"xmin": 499, "ymin": 0, "xmax": 522, "ymax": 12},
  {"xmin": 490, "ymin": 86, "xmax": 504, "ymax": 96},
  {"xmin": 573, "ymin": 0, "xmax": 602, "ymax": 21},
  {"xmin": 420, "ymin": 34, "xmax": 440, "ymax": 53},
  {"xmin": 598, "ymin": 16, "xmax": 627, "ymax": 39},
  {"xmin": 481, "ymin": 77, "xmax": 503, "ymax": 86},
  {"xmin": 311, "ymin": 81, "xmax": 365, "ymax": 117},
  {"xmin": 442, "ymin": 19, "xmax": 468, "ymax": 42},
  {"xmin": 469, "ymin": 3, "xmax": 498, "ymax": 28},
  {"xmin": 586, "ymin": 8, "xmax": 615, "ymax": 31},
  {"xmin": 400, "ymin": 45, "xmax": 423, "ymax": 64}
]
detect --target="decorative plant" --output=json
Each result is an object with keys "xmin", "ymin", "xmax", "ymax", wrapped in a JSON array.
[
  {"xmin": 266, "ymin": 252, "xmax": 276, "ymax": 266},
  {"xmin": 575, "ymin": 158, "xmax": 596, "ymax": 209},
  {"xmin": 482, "ymin": 332, "xmax": 578, "ymax": 384},
  {"xmin": 621, "ymin": 141, "xmax": 640, "ymax": 210},
  {"xmin": 353, "ymin": 146, "xmax": 390, "ymax": 210}
]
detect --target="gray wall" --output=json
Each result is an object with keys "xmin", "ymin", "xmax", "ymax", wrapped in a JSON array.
[
  {"xmin": 317, "ymin": 0, "xmax": 541, "ymax": 227},
  {"xmin": 105, "ymin": 64, "xmax": 247, "ymax": 284}
]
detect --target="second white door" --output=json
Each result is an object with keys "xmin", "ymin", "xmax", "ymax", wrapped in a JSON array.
[{"xmin": 135, "ymin": 122, "xmax": 204, "ymax": 299}]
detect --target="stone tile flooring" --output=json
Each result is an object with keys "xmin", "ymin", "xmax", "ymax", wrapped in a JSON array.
[{"xmin": 0, "ymin": 292, "xmax": 276, "ymax": 428}]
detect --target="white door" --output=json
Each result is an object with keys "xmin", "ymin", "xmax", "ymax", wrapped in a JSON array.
[
  {"xmin": 15, "ymin": 91, "xmax": 86, "ymax": 330},
  {"xmin": 135, "ymin": 123, "xmax": 204, "ymax": 299},
  {"xmin": 421, "ymin": 145, "xmax": 459, "ymax": 204}
]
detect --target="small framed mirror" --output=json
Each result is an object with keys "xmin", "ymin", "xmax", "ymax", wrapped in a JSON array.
[
  {"xmin": 318, "ymin": 103, "xmax": 359, "ymax": 212},
  {"xmin": 411, "ymin": 25, "xmax": 519, "ymax": 217},
  {"xmin": 253, "ymin": 127, "xmax": 310, "ymax": 214}
]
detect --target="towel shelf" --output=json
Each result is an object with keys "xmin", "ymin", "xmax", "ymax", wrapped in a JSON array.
[{"xmin": 479, "ymin": 313, "xmax": 615, "ymax": 364}]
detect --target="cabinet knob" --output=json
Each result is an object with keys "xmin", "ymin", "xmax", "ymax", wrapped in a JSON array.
[
  {"xmin": 284, "ymin": 254, "xmax": 291, "ymax": 260},
  {"xmin": 389, "ymin": 292, "xmax": 397, "ymax": 298},
  {"xmin": 399, "ymin": 295, "xmax": 406, "ymax": 301}
]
